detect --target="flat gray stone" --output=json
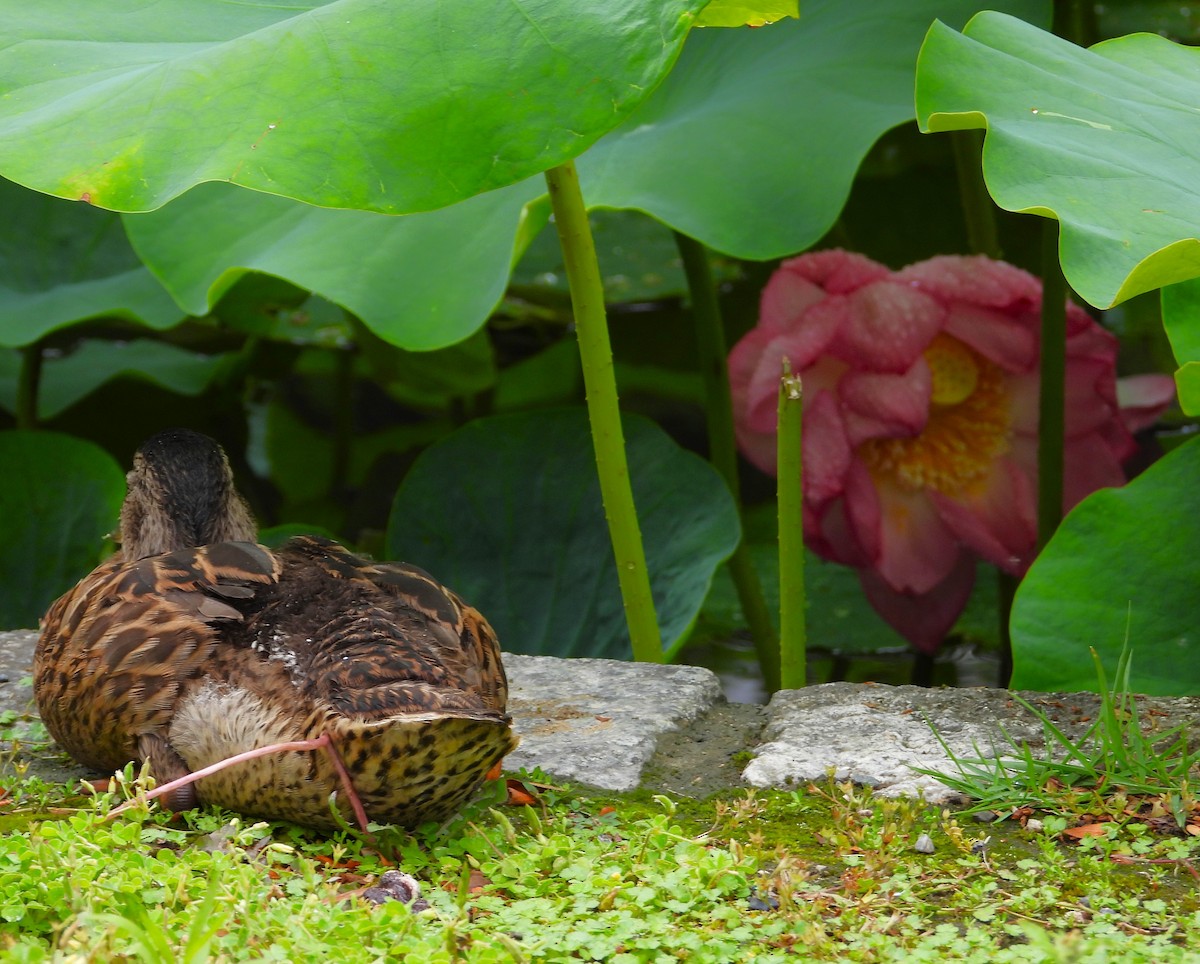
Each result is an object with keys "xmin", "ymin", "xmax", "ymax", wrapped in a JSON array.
[
  {"xmin": 0, "ymin": 632, "xmax": 726, "ymax": 794},
  {"xmin": 744, "ymin": 682, "xmax": 1200, "ymax": 803},
  {"xmin": 0, "ymin": 629, "xmax": 38, "ymax": 715},
  {"xmin": 503, "ymin": 654, "xmax": 724, "ymax": 791},
  {"xmin": 9, "ymin": 623, "xmax": 1200, "ymax": 806}
]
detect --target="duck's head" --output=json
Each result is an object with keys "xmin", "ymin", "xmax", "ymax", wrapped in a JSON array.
[{"xmin": 119, "ymin": 428, "xmax": 257, "ymax": 559}]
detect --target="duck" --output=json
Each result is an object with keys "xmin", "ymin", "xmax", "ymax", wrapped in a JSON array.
[{"xmin": 34, "ymin": 428, "xmax": 518, "ymax": 831}]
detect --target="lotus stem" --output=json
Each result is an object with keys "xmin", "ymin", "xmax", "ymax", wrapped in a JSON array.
[
  {"xmin": 951, "ymin": 128, "xmax": 1014, "ymax": 684},
  {"xmin": 1038, "ymin": 223, "xmax": 1067, "ymax": 549},
  {"xmin": 16, "ymin": 341, "xmax": 43, "ymax": 431},
  {"xmin": 950, "ymin": 130, "xmax": 1002, "ymax": 261},
  {"xmin": 996, "ymin": 569, "xmax": 1017, "ymax": 687},
  {"xmin": 1053, "ymin": 0, "xmax": 1094, "ymax": 47},
  {"xmin": 544, "ymin": 161, "xmax": 662, "ymax": 663},
  {"xmin": 777, "ymin": 360, "xmax": 806, "ymax": 690},
  {"xmin": 331, "ymin": 345, "xmax": 354, "ymax": 499},
  {"xmin": 673, "ymin": 230, "xmax": 780, "ymax": 691}
]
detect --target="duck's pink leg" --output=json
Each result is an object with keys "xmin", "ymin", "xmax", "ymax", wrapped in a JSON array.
[{"xmin": 107, "ymin": 732, "xmax": 372, "ymax": 832}]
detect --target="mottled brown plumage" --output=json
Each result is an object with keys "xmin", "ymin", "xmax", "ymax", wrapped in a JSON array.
[{"xmin": 35, "ymin": 428, "xmax": 517, "ymax": 830}]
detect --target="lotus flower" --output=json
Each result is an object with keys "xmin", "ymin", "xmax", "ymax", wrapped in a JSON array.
[{"xmin": 729, "ymin": 250, "xmax": 1175, "ymax": 652}]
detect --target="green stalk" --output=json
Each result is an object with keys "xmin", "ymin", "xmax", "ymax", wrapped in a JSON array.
[
  {"xmin": 951, "ymin": 126, "xmax": 1014, "ymax": 685},
  {"xmin": 16, "ymin": 341, "xmax": 43, "ymax": 431},
  {"xmin": 331, "ymin": 346, "xmax": 354, "ymax": 498},
  {"xmin": 996, "ymin": 570, "xmax": 1017, "ymax": 687},
  {"xmin": 1053, "ymin": 0, "xmax": 1094, "ymax": 47},
  {"xmin": 777, "ymin": 361, "xmax": 806, "ymax": 689},
  {"xmin": 544, "ymin": 161, "xmax": 662, "ymax": 663},
  {"xmin": 673, "ymin": 231, "xmax": 781, "ymax": 691},
  {"xmin": 950, "ymin": 130, "xmax": 1002, "ymax": 260},
  {"xmin": 1037, "ymin": 223, "xmax": 1067, "ymax": 549}
]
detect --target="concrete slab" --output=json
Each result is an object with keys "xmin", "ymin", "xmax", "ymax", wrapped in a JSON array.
[
  {"xmin": 744, "ymin": 682, "xmax": 1200, "ymax": 804},
  {"xmin": 503, "ymin": 654, "xmax": 724, "ymax": 791},
  {"xmin": 744, "ymin": 682, "xmax": 1037, "ymax": 803},
  {"xmin": 0, "ymin": 633, "xmax": 727, "ymax": 794},
  {"xmin": 6, "ymin": 628, "xmax": 1199, "ymax": 807},
  {"xmin": 0, "ymin": 629, "xmax": 38, "ymax": 715}
]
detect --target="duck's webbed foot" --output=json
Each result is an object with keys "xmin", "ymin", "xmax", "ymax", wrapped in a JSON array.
[{"xmin": 136, "ymin": 732, "xmax": 199, "ymax": 812}]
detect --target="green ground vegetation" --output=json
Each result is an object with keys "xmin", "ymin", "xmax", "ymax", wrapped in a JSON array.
[{"xmin": 0, "ymin": 745, "xmax": 1196, "ymax": 963}]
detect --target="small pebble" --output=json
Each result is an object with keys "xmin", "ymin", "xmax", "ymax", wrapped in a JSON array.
[
  {"xmin": 914, "ymin": 833, "xmax": 936, "ymax": 854},
  {"xmin": 363, "ymin": 871, "xmax": 430, "ymax": 912},
  {"xmin": 973, "ymin": 810, "xmax": 998, "ymax": 823},
  {"xmin": 1025, "ymin": 818, "xmax": 1043, "ymax": 832},
  {"xmin": 747, "ymin": 887, "xmax": 779, "ymax": 911}
]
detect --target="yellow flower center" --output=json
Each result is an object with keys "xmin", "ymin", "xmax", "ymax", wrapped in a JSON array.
[
  {"xmin": 859, "ymin": 334, "xmax": 1011, "ymax": 496},
  {"xmin": 925, "ymin": 333, "xmax": 978, "ymax": 406}
]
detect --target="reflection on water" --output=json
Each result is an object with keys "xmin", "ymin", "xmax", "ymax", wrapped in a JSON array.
[{"xmin": 682, "ymin": 635, "xmax": 1003, "ymax": 704}]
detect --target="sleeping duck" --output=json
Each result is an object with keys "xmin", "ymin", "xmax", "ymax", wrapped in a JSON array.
[{"xmin": 34, "ymin": 428, "xmax": 517, "ymax": 831}]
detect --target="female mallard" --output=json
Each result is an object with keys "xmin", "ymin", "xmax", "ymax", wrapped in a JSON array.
[{"xmin": 34, "ymin": 428, "xmax": 517, "ymax": 831}]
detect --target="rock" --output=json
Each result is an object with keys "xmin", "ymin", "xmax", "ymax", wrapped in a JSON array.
[
  {"xmin": 503, "ymin": 654, "xmax": 724, "ymax": 792},
  {"xmin": 744, "ymin": 682, "xmax": 1055, "ymax": 803},
  {"xmin": 5, "ymin": 628, "xmax": 1199, "ymax": 809}
]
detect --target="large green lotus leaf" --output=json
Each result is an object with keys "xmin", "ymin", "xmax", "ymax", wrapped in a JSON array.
[
  {"xmin": 0, "ymin": 0, "xmax": 704, "ymax": 215},
  {"xmin": 217, "ymin": 284, "xmax": 353, "ymax": 348},
  {"xmin": 695, "ymin": 0, "xmax": 797, "ymax": 28},
  {"xmin": 575, "ymin": 0, "xmax": 1050, "ymax": 259},
  {"xmin": 1160, "ymin": 279, "xmax": 1200, "ymax": 415},
  {"xmin": 0, "ymin": 179, "xmax": 182, "ymax": 346},
  {"xmin": 265, "ymin": 390, "xmax": 450, "ymax": 508},
  {"xmin": 0, "ymin": 339, "xmax": 231, "ymax": 420},
  {"xmin": 123, "ymin": 179, "xmax": 540, "ymax": 350},
  {"xmin": 917, "ymin": 12, "xmax": 1200, "ymax": 308},
  {"xmin": 0, "ymin": 431, "xmax": 124, "ymax": 629},
  {"xmin": 386, "ymin": 409, "xmax": 740, "ymax": 660},
  {"xmin": 119, "ymin": 1, "xmax": 1049, "ymax": 346},
  {"xmin": 1010, "ymin": 437, "xmax": 1200, "ymax": 696}
]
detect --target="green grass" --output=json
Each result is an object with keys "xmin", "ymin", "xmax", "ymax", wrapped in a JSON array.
[
  {"xmin": 919, "ymin": 646, "xmax": 1200, "ymax": 830},
  {"xmin": 0, "ymin": 761, "xmax": 1197, "ymax": 962}
]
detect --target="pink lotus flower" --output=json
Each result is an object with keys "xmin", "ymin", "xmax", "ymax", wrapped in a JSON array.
[{"xmin": 729, "ymin": 250, "xmax": 1175, "ymax": 652}]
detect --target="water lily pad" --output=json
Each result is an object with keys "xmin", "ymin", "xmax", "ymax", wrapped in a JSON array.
[
  {"xmin": 1160, "ymin": 279, "xmax": 1200, "ymax": 415},
  {"xmin": 578, "ymin": 0, "xmax": 1049, "ymax": 259},
  {"xmin": 695, "ymin": 0, "xmax": 797, "ymax": 28},
  {"xmin": 386, "ymin": 409, "xmax": 740, "ymax": 659},
  {"xmin": 0, "ymin": 431, "xmax": 124, "ymax": 629},
  {"xmin": 123, "ymin": 179, "xmax": 542, "ymax": 350},
  {"xmin": 0, "ymin": 178, "xmax": 182, "ymax": 346},
  {"xmin": 0, "ymin": 340, "xmax": 231, "ymax": 420},
  {"xmin": 917, "ymin": 12, "xmax": 1200, "ymax": 308},
  {"xmin": 0, "ymin": 0, "xmax": 704, "ymax": 214},
  {"xmin": 1010, "ymin": 437, "xmax": 1200, "ymax": 695}
]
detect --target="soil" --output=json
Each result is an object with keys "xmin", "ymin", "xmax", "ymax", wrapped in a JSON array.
[{"xmin": 641, "ymin": 701, "xmax": 769, "ymax": 798}]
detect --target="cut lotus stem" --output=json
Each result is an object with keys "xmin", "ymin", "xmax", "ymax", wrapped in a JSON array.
[
  {"xmin": 544, "ymin": 160, "xmax": 662, "ymax": 663},
  {"xmin": 107, "ymin": 732, "xmax": 372, "ymax": 833},
  {"xmin": 1037, "ymin": 223, "xmax": 1067, "ymax": 549},
  {"xmin": 777, "ymin": 359, "xmax": 807, "ymax": 690},
  {"xmin": 674, "ymin": 230, "xmax": 780, "ymax": 692}
]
